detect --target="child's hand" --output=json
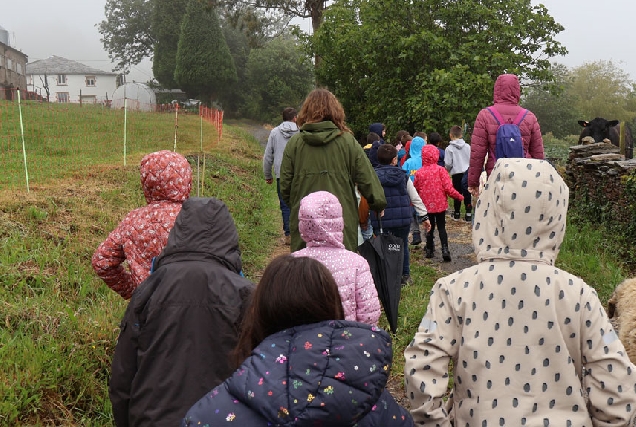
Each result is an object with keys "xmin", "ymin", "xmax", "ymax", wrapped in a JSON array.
[{"xmin": 422, "ymin": 219, "xmax": 432, "ymax": 233}]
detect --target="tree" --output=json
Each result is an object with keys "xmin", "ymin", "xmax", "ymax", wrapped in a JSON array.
[
  {"xmin": 244, "ymin": 35, "xmax": 314, "ymax": 121},
  {"xmin": 98, "ymin": 0, "xmax": 155, "ymax": 73},
  {"xmin": 569, "ymin": 60, "xmax": 636, "ymax": 122},
  {"xmin": 522, "ymin": 63, "xmax": 582, "ymax": 138},
  {"xmin": 152, "ymin": 0, "xmax": 189, "ymax": 88},
  {"xmin": 313, "ymin": 0, "xmax": 567, "ymax": 136},
  {"xmin": 174, "ymin": 0, "xmax": 238, "ymax": 103}
]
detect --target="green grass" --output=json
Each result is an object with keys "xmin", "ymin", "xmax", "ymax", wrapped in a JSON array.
[{"xmin": 0, "ymin": 110, "xmax": 280, "ymax": 425}]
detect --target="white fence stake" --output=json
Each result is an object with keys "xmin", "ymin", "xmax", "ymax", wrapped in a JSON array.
[{"xmin": 17, "ymin": 90, "xmax": 30, "ymax": 193}]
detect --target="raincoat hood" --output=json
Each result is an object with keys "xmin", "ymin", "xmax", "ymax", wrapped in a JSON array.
[
  {"xmin": 155, "ymin": 197, "xmax": 242, "ymax": 274},
  {"xmin": 449, "ymin": 138, "xmax": 467, "ymax": 150},
  {"xmin": 493, "ymin": 74, "xmax": 521, "ymax": 105},
  {"xmin": 279, "ymin": 121, "xmax": 299, "ymax": 139},
  {"xmin": 140, "ymin": 150, "xmax": 192, "ymax": 203},
  {"xmin": 472, "ymin": 159, "xmax": 569, "ymax": 266},
  {"xmin": 420, "ymin": 144, "xmax": 440, "ymax": 166},
  {"xmin": 226, "ymin": 320, "xmax": 394, "ymax": 426},
  {"xmin": 369, "ymin": 123, "xmax": 385, "ymax": 137},
  {"xmin": 300, "ymin": 121, "xmax": 345, "ymax": 147},
  {"xmin": 298, "ymin": 191, "xmax": 345, "ymax": 249},
  {"xmin": 409, "ymin": 136, "xmax": 425, "ymax": 158}
]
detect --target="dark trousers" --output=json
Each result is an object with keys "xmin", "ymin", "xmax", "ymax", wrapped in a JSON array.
[
  {"xmin": 452, "ymin": 172, "xmax": 472, "ymax": 214},
  {"xmin": 384, "ymin": 225, "xmax": 410, "ymax": 276},
  {"xmin": 276, "ymin": 178, "xmax": 290, "ymax": 236},
  {"xmin": 427, "ymin": 212, "xmax": 448, "ymax": 247}
]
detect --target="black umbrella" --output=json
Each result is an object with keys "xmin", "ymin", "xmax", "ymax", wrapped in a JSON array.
[{"xmin": 358, "ymin": 217, "xmax": 404, "ymax": 333}]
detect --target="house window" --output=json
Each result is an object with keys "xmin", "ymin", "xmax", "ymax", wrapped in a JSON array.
[
  {"xmin": 57, "ymin": 75, "xmax": 67, "ymax": 85},
  {"xmin": 85, "ymin": 76, "xmax": 96, "ymax": 87},
  {"xmin": 16, "ymin": 63, "xmax": 22, "ymax": 75},
  {"xmin": 57, "ymin": 92, "xmax": 69, "ymax": 103},
  {"xmin": 7, "ymin": 58, "xmax": 13, "ymax": 70},
  {"xmin": 0, "ymin": 55, "xmax": 4, "ymax": 68}
]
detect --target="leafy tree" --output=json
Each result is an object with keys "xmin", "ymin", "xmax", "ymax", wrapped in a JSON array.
[
  {"xmin": 98, "ymin": 0, "xmax": 155, "ymax": 73},
  {"xmin": 244, "ymin": 35, "xmax": 314, "ymax": 121},
  {"xmin": 522, "ymin": 63, "xmax": 582, "ymax": 138},
  {"xmin": 152, "ymin": 0, "xmax": 188, "ymax": 88},
  {"xmin": 174, "ymin": 0, "xmax": 238, "ymax": 103},
  {"xmin": 569, "ymin": 60, "xmax": 636, "ymax": 122},
  {"xmin": 313, "ymin": 0, "xmax": 567, "ymax": 136}
]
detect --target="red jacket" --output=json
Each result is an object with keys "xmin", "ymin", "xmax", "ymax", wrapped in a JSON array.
[
  {"xmin": 92, "ymin": 150, "xmax": 192, "ymax": 299},
  {"xmin": 468, "ymin": 74, "xmax": 544, "ymax": 187},
  {"xmin": 414, "ymin": 145, "xmax": 463, "ymax": 214}
]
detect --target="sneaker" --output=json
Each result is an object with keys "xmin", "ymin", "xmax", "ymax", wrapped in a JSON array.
[
  {"xmin": 464, "ymin": 213, "xmax": 472, "ymax": 222},
  {"xmin": 452, "ymin": 212, "xmax": 461, "ymax": 221},
  {"xmin": 401, "ymin": 275, "xmax": 412, "ymax": 287},
  {"xmin": 284, "ymin": 235, "xmax": 291, "ymax": 245}
]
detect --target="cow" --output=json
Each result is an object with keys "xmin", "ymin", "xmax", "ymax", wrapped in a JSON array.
[{"xmin": 578, "ymin": 117, "xmax": 633, "ymax": 159}]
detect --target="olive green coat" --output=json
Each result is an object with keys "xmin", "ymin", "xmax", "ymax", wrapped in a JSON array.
[{"xmin": 280, "ymin": 121, "xmax": 387, "ymax": 252}]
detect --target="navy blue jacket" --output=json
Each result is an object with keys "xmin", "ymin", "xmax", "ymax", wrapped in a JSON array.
[
  {"xmin": 182, "ymin": 320, "xmax": 412, "ymax": 427},
  {"xmin": 371, "ymin": 165, "xmax": 412, "ymax": 230},
  {"xmin": 367, "ymin": 123, "xmax": 385, "ymax": 167}
]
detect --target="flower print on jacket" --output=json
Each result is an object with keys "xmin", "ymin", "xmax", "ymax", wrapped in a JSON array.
[
  {"xmin": 414, "ymin": 144, "xmax": 463, "ymax": 214},
  {"xmin": 182, "ymin": 320, "xmax": 413, "ymax": 427},
  {"xmin": 92, "ymin": 150, "xmax": 192, "ymax": 299}
]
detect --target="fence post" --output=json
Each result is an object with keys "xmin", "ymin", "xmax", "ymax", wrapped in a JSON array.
[
  {"xmin": 17, "ymin": 89, "xmax": 30, "ymax": 193},
  {"xmin": 173, "ymin": 104, "xmax": 179, "ymax": 152}
]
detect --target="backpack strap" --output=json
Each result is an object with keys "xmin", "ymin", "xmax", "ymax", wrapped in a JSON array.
[
  {"xmin": 486, "ymin": 106, "xmax": 504, "ymax": 125},
  {"xmin": 513, "ymin": 109, "xmax": 529, "ymax": 126}
]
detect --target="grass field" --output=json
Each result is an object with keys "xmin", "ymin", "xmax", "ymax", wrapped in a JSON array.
[{"xmin": 0, "ymin": 104, "xmax": 629, "ymax": 424}]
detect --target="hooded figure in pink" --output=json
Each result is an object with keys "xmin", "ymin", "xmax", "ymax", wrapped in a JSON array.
[{"xmin": 292, "ymin": 191, "xmax": 381, "ymax": 325}]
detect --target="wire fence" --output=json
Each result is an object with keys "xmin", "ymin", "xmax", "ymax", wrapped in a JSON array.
[{"xmin": 0, "ymin": 89, "xmax": 224, "ymax": 192}]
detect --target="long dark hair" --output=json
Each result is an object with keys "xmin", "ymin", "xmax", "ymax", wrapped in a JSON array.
[{"xmin": 233, "ymin": 255, "xmax": 345, "ymax": 365}]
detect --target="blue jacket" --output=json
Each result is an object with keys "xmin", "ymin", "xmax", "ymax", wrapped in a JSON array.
[
  {"xmin": 371, "ymin": 165, "xmax": 412, "ymax": 230},
  {"xmin": 182, "ymin": 320, "xmax": 412, "ymax": 427},
  {"xmin": 367, "ymin": 123, "xmax": 385, "ymax": 167},
  {"xmin": 435, "ymin": 146, "xmax": 445, "ymax": 167},
  {"xmin": 401, "ymin": 136, "xmax": 425, "ymax": 182}
]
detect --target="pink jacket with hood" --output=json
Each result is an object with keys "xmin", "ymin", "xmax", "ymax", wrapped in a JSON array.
[
  {"xmin": 92, "ymin": 150, "xmax": 192, "ymax": 299},
  {"xmin": 414, "ymin": 144, "xmax": 463, "ymax": 214},
  {"xmin": 468, "ymin": 74, "xmax": 544, "ymax": 187},
  {"xmin": 292, "ymin": 191, "xmax": 381, "ymax": 325}
]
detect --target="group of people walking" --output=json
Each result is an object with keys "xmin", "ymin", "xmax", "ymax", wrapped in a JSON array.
[{"xmin": 91, "ymin": 74, "xmax": 636, "ymax": 426}]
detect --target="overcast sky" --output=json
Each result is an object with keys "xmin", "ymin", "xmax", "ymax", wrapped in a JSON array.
[{"xmin": 2, "ymin": 0, "xmax": 635, "ymax": 84}]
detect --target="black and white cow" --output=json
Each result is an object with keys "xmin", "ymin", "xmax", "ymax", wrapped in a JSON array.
[{"xmin": 578, "ymin": 117, "xmax": 633, "ymax": 159}]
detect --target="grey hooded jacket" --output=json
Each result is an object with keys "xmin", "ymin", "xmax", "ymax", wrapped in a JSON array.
[
  {"xmin": 263, "ymin": 121, "xmax": 299, "ymax": 180},
  {"xmin": 444, "ymin": 138, "xmax": 471, "ymax": 175}
]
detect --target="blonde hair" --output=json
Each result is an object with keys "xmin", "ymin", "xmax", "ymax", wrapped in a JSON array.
[{"xmin": 297, "ymin": 88, "xmax": 352, "ymax": 134}]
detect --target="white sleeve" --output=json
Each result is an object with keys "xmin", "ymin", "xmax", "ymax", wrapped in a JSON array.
[{"xmin": 407, "ymin": 179, "xmax": 428, "ymax": 217}]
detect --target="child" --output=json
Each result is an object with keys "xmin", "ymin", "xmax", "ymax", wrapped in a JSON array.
[
  {"xmin": 404, "ymin": 159, "xmax": 636, "ymax": 427},
  {"xmin": 92, "ymin": 150, "xmax": 192, "ymax": 299},
  {"xmin": 399, "ymin": 133, "xmax": 413, "ymax": 167},
  {"xmin": 372, "ymin": 144, "xmax": 431, "ymax": 286},
  {"xmin": 392, "ymin": 129, "xmax": 410, "ymax": 165},
  {"xmin": 445, "ymin": 125, "xmax": 472, "ymax": 222},
  {"xmin": 367, "ymin": 122, "xmax": 387, "ymax": 167},
  {"xmin": 110, "ymin": 197, "xmax": 255, "ymax": 427},
  {"xmin": 427, "ymin": 132, "xmax": 445, "ymax": 167},
  {"xmin": 293, "ymin": 191, "xmax": 381, "ymax": 325},
  {"xmin": 183, "ymin": 255, "xmax": 413, "ymax": 427},
  {"xmin": 414, "ymin": 144, "xmax": 463, "ymax": 262},
  {"xmin": 402, "ymin": 135, "xmax": 426, "ymax": 245}
]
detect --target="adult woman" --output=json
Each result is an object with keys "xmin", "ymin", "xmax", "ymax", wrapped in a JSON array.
[
  {"xmin": 280, "ymin": 89, "xmax": 387, "ymax": 252},
  {"xmin": 182, "ymin": 255, "xmax": 412, "ymax": 427}
]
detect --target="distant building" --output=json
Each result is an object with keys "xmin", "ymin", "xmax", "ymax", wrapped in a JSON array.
[
  {"xmin": 0, "ymin": 24, "xmax": 28, "ymax": 101},
  {"xmin": 26, "ymin": 56, "xmax": 118, "ymax": 104}
]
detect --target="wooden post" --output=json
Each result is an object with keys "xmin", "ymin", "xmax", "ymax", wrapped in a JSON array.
[{"xmin": 619, "ymin": 121, "xmax": 626, "ymax": 157}]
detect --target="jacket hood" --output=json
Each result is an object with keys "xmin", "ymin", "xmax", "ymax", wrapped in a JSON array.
[
  {"xmin": 376, "ymin": 164, "xmax": 407, "ymax": 187},
  {"xmin": 369, "ymin": 122, "xmax": 385, "ymax": 137},
  {"xmin": 298, "ymin": 191, "xmax": 345, "ymax": 249},
  {"xmin": 300, "ymin": 121, "xmax": 345, "ymax": 147},
  {"xmin": 279, "ymin": 121, "xmax": 299, "ymax": 138},
  {"xmin": 155, "ymin": 197, "xmax": 242, "ymax": 273},
  {"xmin": 226, "ymin": 320, "xmax": 393, "ymax": 426},
  {"xmin": 409, "ymin": 136, "xmax": 425, "ymax": 158},
  {"xmin": 449, "ymin": 138, "xmax": 467, "ymax": 149},
  {"xmin": 420, "ymin": 144, "xmax": 440, "ymax": 166},
  {"xmin": 493, "ymin": 74, "xmax": 521, "ymax": 105},
  {"xmin": 140, "ymin": 150, "xmax": 192, "ymax": 203},
  {"xmin": 473, "ymin": 159, "xmax": 569, "ymax": 265}
]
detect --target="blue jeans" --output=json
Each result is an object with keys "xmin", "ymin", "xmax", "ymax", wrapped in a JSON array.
[
  {"xmin": 276, "ymin": 178, "xmax": 290, "ymax": 236},
  {"xmin": 384, "ymin": 225, "xmax": 411, "ymax": 276}
]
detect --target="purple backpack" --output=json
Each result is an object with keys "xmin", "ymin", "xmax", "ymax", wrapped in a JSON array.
[{"xmin": 487, "ymin": 107, "xmax": 528, "ymax": 159}]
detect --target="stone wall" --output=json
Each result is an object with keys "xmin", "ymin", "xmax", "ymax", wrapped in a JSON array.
[{"xmin": 566, "ymin": 142, "xmax": 636, "ymax": 224}]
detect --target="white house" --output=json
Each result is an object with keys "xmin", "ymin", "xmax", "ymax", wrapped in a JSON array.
[{"xmin": 26, "ymin": 56, "xmax": 118, "ymax": 104}]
